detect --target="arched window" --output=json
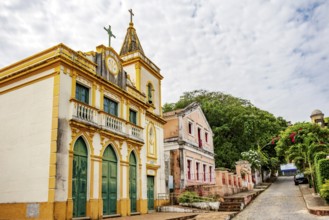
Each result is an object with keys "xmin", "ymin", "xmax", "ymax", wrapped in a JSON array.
[{"xmin": 147, "ymin": 83, "xmax": 153, "ymax": 104}]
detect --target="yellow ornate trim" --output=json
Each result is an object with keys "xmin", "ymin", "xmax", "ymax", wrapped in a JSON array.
[
  {"xmin": 122, "ymin": 57, "xmax": 163, "ymax": 80},
  {"xmin": 92, "ymin": 81, "xmax": 96, "ymax": 107},
  {"xmin": 146, "ymin": 122, "xmax": 157, "ymax": 160},
  {"xmin": 100, "ymin": 138, "xmax": 122, "ymax": 160},
  {"xmin": 159, "ymin": 80, "xmax": 162, "ymax": 117},
  {"xmin": 121, "ymin": 97, "xmax": 124, "ymax": 118},
  {"xmin": 100, "ymin": 86, "xmax": 104, "ymax": 111},
  {"xmin": 146, "ymin": 163, "xmax": 160, "ymax": 170},
  {"xmin": 135, "ymin": 62, "xmax": 141, "ymax": 90},
  {"xmin": 68, "ymin": 128, "xmax": 95, "ymax": 206},
  {"xmin": 126, "ymin": 100, "xmax": 130, "ymax": 122},
  {"xmin": 70, "ymin": 71, "xmax": 77, "ymax": 99}
]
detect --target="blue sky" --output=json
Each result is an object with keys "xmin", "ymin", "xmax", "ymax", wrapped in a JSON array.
[{"xmin": 0, "ymin": 0, "xmax": 328, "ymax": 122}]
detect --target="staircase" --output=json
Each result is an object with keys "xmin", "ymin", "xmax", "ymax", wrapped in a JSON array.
[{"xmin": 218, "ymin": 198, "xmax": 244, "ymax": 212}]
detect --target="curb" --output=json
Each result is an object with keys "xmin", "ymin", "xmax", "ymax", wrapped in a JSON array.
[{"xmin": 299, "ymin": 185, "xmax": 329, "ymax": 216}]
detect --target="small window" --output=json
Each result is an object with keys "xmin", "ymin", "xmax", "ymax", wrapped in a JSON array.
[
  {"xmin": 203, "ymin": 164, "xmax": 207, "ymax": 182},
  {"xmin": 188, "ymin": 122, "xmax": 193, "ymax": 134},
  {"xmin": 147, "ymin": 83, "xmax": 153, "ymax": 104},
  {"xmin": 209, "ymin": 166, "xmax": 212, "ymax": 182},
  {"xmin": 187, "ymin": 160, "xmax": 191, "ymax": 180},
  {"xmin": 104, "ymin": 97, "xmax": 118, "ymax": 116},
  {"xmin": 198, "ymin": 128, "xmax": 202, "ymax": 148},
  {"xmin": 196, "ymin": 162, "xmax": 200, "ymax": 180},
  {"xmin": 76, "ymin": 83, "xmax": 89, "ymax": 104},
  {"xmin": 205, "ymin": 132, "xmax": 208, "ymax": 143},
  {"xmin": 129, "ymin": 109, "xmax": 137, "ymax": 125}
]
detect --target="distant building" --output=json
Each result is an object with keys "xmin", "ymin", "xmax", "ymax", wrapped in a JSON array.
[
  {"xmin": 280, "ymin": 163, "xmax": 297, "ymax": 176},
  {"xmin": 0, "ymin": 14, "xmax": 167, "ymax": 219},
  {"xmin": 163, "ymin": 102, "xmax": 216, "ymax": 193},
  {"xmin": 310, "ymin": 109, "xmax": 328, "ymax": 127}
]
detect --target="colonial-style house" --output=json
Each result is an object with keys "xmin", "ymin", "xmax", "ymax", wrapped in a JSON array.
[{"xmin": 163, "ymin": 102, "xmax": 216, "ymax": 193}]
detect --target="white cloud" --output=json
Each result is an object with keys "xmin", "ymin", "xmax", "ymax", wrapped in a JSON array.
[{"xmin": 0, "ymin": 0, "xmax": 328, "ymax": 123}]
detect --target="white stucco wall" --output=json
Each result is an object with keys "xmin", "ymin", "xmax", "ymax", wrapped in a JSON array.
[
  {"xmin": 55, "ymin": 71, "xmax": 72, "ymax": 201},
  {"xmin": 0, "ymin": 75, "xmax": 54, "ymax": 203},
  {"xmin": 156, "ymin": 125, "xmax": 166, "ymax": 194}
]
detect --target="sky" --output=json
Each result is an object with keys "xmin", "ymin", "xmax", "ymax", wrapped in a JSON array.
[{"xmin": 1, "ymin": 0, "xmax": 328, "ymax": 123}]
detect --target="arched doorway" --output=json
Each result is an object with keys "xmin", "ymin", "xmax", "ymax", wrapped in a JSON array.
[
  {"xmin": 72, "ymin": 137, "xmax": 88, "ymax": 217},
  {"xmin": 102, "ymin": 145, "xmax": 118, "ymax": 215},
  {"xmin": 129, "ymin": 152, "xmax": 137, "ymax": 213}
]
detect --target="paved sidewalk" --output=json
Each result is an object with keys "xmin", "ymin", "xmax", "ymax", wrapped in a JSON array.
[
  {"xmin": 116, "ymin": 189, "xmax": 264, "ymax": 220},
  {"xmin": 115, "ymin": 212, "xmax": 197, "ymax": 220},
  {"xmin": 299, "ymin": 184, "xmax": 329, "ymax": 216}
]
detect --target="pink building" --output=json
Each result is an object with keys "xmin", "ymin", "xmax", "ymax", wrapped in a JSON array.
[{"xmin": 164, "ymin": 102, "xmax": 215, "ymax": 193}]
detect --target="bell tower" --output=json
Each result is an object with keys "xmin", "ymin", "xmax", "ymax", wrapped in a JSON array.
[{"xmin": 120, "ymin": 9, "xmax": 163, "ymax": 116}]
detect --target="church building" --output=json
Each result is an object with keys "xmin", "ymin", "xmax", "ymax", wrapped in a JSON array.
[{"xmin": 0, "ymin": 11, "xmax": 166, "ymax": 219}]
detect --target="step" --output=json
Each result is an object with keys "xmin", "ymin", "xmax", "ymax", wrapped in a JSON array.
[
  {"xmin": 220, "ymin": 204, "xmax": 241, "ymax": 209},
  {"xmin": 218, "ymin": 207, "xmax": 241, "ymax": 212},
  {"xmin": 224, "ymin": 198, "xmax": 245, "ymax": 203},
  {"xmin": 167, "ymin": 214, "xmax": 198, "ymax": 220}
]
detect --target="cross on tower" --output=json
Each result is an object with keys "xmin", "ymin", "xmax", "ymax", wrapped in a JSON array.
[
  {"xmin": 129, "ymin": 9, "xmax": 134, "ymax": 23},
  {"xmin": 104, "ymin": 25, "xmax": 116, "ymax": 47}
]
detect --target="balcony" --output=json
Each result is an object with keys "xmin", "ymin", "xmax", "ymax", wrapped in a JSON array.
[
  {"xmin": 70, "ymin": 99, "xmax": 144, "ymax": 142},
  {"xmin": 72, "ymin": 100, "xmax": 98, "ymax": 125}
]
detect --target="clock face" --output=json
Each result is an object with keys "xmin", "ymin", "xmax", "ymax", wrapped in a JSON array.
[{"xmin": 106, "ymin": 56, "xmax": 119, "ymax": 75}]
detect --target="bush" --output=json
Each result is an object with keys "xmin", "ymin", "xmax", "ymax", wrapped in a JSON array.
[
  {"xmin": 178, "ymin": 191, "xmax": 209, "ymax": 203},
  {"xmin": 315, "ymin": 158, "xmax": 329, "ymax": 194},
  {"xmin": 320, "ymin": 180, "xmax": 329, "ymax": 203}
]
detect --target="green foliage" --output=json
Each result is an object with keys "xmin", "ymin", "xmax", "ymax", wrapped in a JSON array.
[
  {"xmin": 241, "ymin": 150, "xmax": 261, "ymax": 170},
  {"xmin": 316, "ymin": 159, "xmax": 329, "ymax": 194},
  {"xmin": 320, "ymin": 180, "xmax": 329, "ymax": 203},
  {"xmin": 163, "ymin": 90, "xmax": 287, "ymax": 169},
  {"xmin": 314, "ymin": 152, "xmax": 328, "ymax": 163},
  {"xmin": 275, "ymin": 122, "xmax": 329, "ymax": 172},
  {"xmin": 177, "ymin": 191, "xmax": 209, "ymax": 203}
]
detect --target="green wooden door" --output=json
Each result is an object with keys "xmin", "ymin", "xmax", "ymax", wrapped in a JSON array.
[
  {"xmin": 129, "ymin": 152, "xmax": 137, "ymax": 212},
  {"xmin": 72, "ymin": 137, "xmax": 88, "ymax": 217},
  {"xmin": 147, "ymin": 176, "xmax": 154, "ymax": 210},
  {"xmin": 102, "ymin": 145, "xmax": 117, "ymax": 215}
]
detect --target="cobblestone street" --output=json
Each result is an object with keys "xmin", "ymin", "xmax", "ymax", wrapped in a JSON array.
[{"xmin": 233, "ymin": 176, "xmax": 328, "ymax": 220}]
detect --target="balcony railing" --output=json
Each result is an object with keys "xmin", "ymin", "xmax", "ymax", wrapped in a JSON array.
[
  {"xmin": 101, "ymin": 112, "xmax": 124, "ymax": 134},
  {"xmin": 128, "ymin": 123, "xmax": 143, "ymax": 140},
  {"xmin": 70, "ymin": 99, "xmax": 144, "ymax": 142},
  {"xmin": 72, "ymin": 101, "xmax": 97, "ymax": 124}
]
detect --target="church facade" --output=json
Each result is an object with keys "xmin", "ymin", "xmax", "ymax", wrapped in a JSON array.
[{"xmin": 0, "ymin": 14, "xmax": 166, "ymax": 219}]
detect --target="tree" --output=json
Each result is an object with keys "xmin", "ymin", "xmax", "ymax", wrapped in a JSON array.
[
  {"xmin": 163, "ymin": 90, "xmax": 287, "ymax": 169},
  {"xmin": 275, "ymin": 122, "xmax": 329, "ymax": 191},
  {"xmin": 276, "ymin": 122, "xmax": 329, "ymax": 169}
]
